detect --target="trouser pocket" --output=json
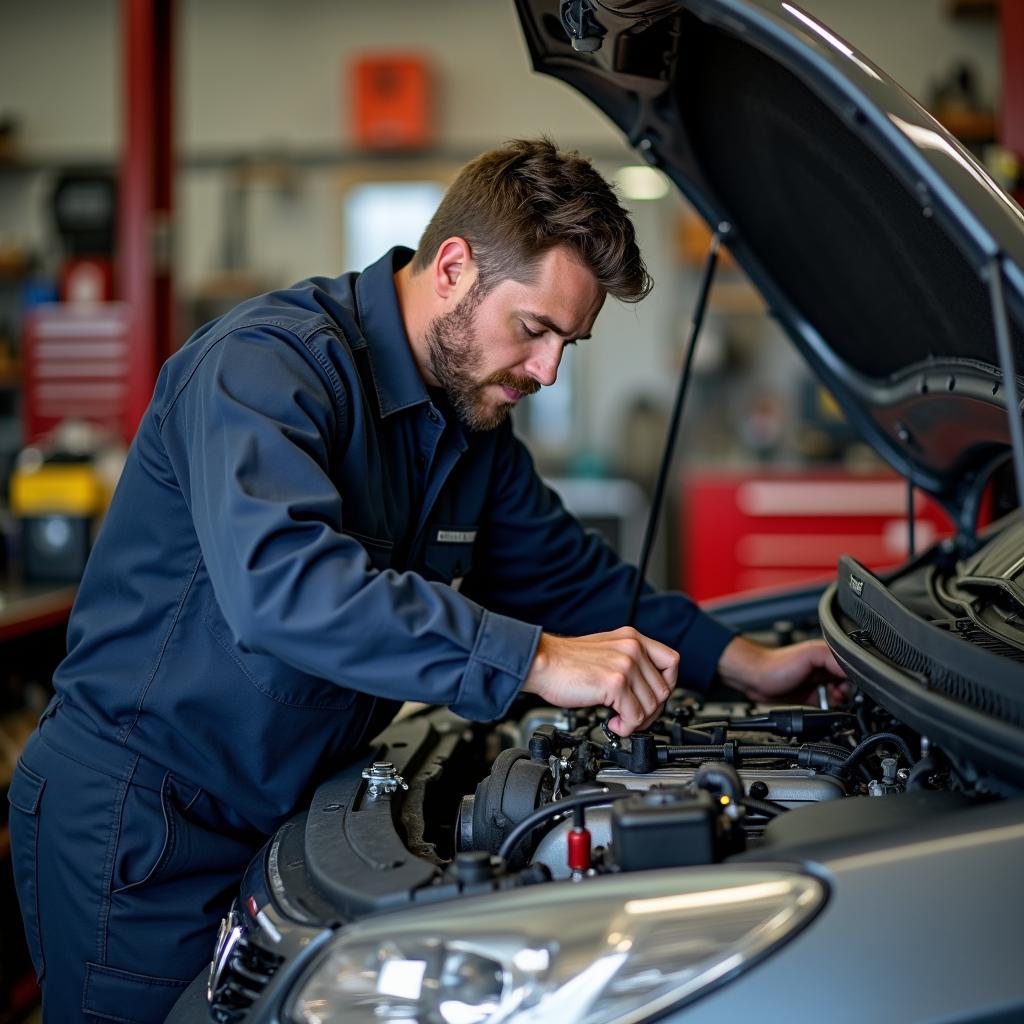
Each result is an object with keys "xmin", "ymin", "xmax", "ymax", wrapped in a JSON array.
[
  {"xmin": 111, "ymin": 772, "xmax": 177, "ymax": 896},
  {"xmin": 7, "ymin": 759, "xmax": 47, "ymax": 980},
  {"xmin": 83, "ymin": 961, "xmax": 190, "ymax": 1022}
]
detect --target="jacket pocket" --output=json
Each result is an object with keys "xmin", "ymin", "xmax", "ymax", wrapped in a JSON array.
[
  {"xmin": 203, "ymin": 591, "xmax": 360, "ymax": 709},
  {"xmin": 83, "ymin": 961, "xmax": 190, "ymax": 1022},
  {"xmin": 7, "ymin": 759, "xmax": 47, "ymax": 980},
  {"xmin": 424, "ymin": 525, "xmax": 477, "ymax": 586}
]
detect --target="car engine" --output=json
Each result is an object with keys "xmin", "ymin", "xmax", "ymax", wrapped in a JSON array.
[{"xmin": 460, "ymin": 697, "xmax": 883, "ymax": 881}]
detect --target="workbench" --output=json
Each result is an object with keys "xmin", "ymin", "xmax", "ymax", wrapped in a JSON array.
[{"xmin": 0, "ymin": 578, "xmax": 76, "ymax": 643}]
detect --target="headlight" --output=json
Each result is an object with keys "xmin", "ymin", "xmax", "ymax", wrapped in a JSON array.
[{"xmin": 287, "ymin": 866, "xmax": 824, "ymax": 1024}]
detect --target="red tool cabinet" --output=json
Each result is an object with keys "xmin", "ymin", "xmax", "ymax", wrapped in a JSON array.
[{"xmin": 682, "ymin": 469, "xmax": 955, "ymax": 601}]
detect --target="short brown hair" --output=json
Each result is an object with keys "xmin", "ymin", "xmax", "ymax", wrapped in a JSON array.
[{"xmin": 412, "ymin": 137, "xmax": 652, "ymax": 302}]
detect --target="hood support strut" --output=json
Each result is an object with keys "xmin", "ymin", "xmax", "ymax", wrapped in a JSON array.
[{"xmin": 627, "ymin": 223, "xmax": 728, "ymax": 626}]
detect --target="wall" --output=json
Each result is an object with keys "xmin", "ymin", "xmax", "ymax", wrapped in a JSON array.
[
  {"xmin": 802, "ymin": 0, "xmax": 999, "ymax": 109},
  {"xmin": 0, "ymin": 0, "xmax": 1001, "ymax": 462}
]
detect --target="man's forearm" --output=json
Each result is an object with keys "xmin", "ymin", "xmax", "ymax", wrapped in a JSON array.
[
  {"xmin": 715, "ymin": 634, "xmax": 847, "ymax": 703},
  {"xmin": 715, "ymin": 635, "xmax": 767, "ymax": 695}
]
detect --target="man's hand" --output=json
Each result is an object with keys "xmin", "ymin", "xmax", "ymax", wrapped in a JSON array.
[
  {"xmin": 717, "ymin": 635, "xmax": 848, "ymax": 704},
  {"xmin": 522, "ymin": 627, "xmax": 680, "ymax": 737}
]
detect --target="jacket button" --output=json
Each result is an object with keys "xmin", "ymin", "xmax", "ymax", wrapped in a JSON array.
[{"xmin": 427, "ymin": 408, "xmax": 441, "ymax": 424}]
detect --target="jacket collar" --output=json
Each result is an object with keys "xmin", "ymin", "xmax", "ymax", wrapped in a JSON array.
[{"xmin": 354, "ymin": 246, "xmax": 431, "ymax": 418}]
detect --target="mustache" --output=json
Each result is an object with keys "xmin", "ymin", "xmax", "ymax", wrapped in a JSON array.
[{"xmin": 482, "ymin": 371, "xmax": 541, "ymax": 396}]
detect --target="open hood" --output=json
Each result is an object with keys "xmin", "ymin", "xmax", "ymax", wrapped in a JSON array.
[{"xmin": 514, "ymin": 0, "xmax": 1024, "ymax": 532}]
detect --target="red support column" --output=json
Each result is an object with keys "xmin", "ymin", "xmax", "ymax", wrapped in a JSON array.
[
  {"xmin": 1002, "ymin": 0, "xmax": 1024, "ymax": 162},
  {"xmin": 119, "ymin": 0, "xmax": 174, "ymax": 443}
]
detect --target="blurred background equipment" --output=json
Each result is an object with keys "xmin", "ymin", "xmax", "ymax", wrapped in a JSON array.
[
  {"xmin": 11, "ymin": 457, "xmax": 104, "ymax": 583},
  {"xmin": 682, "ymin": 470, "xmax": 953, "ymax": 601},
  {"xmin": 51, "ymin": 172, "xmax": 117, "ymax": 303},
  {"xmin": 9, "ymin": 421, "xmax": 122, "ymax": 583}
]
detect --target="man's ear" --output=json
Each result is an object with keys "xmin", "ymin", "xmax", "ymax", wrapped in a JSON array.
[{"xmin": 433, "ymin": 237, "xmax": 474, "ymax": 300}]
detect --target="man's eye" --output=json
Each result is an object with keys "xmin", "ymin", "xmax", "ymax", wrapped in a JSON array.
[{"xmin": 520, "ymin": 322, "xmax": 544, "ymax": 339}]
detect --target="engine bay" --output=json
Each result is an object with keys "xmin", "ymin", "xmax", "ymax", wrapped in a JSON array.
[
  {"xmin": 202, "ymin": 523, "xmax": 1024, "ymax": 1020},
  {"xmin": 263, "ymin": 633, "xmax": 1003, "ymax": 935}
]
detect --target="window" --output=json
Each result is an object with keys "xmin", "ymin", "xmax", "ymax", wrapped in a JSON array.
[{"xmin": 343, "ymin": 181, "xmax": 446, "ymax": 270}]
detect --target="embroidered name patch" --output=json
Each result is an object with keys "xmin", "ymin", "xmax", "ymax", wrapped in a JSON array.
[{"xmin": 436, "ymin": 529, "xmax": 477, "ymax": 544}]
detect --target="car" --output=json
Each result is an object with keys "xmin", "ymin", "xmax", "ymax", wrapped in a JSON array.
[{"xmin": 169, "ymin": 1, "xmax": 1024, "ymax": 1021}]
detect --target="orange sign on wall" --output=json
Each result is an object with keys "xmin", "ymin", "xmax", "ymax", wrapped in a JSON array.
[{"xmin": 351, "ymin": 54, "xmax": 432, "ymax": 150}]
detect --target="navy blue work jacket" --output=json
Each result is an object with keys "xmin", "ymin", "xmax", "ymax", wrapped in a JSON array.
[{"xmin": 52, "ymin": 247, "xmax": 735, "ymax": 834}]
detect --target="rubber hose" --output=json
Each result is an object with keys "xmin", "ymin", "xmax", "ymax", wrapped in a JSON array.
[
  {"xmin": 739, "ymin": 797, "xmax": 788, "ymax": 818},
  {"xmin": 815, "ymin": 746, "xmax": 872, "ymax": 782},
  {"xmin": 839, "ymin": 732, "xmax": 917, "ymax": 776},
  {"xmin": 666, "ymin": 744, "xmax": 844, "ymax": 765},
  {"xmin": 802, "ymin": 742, "xmax": 856, "ymax": 760},
  {"xmin": 665, "ymin": 745, "xmax": 724, "ymax": 759},
  {"xmin": 801, "ymin": 741, "xmax": 871, "ymax": 780}
]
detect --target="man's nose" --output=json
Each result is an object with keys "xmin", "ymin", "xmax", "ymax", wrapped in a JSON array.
[{"xmin": 525, "ymin": 340, "xmax": 563, "ymax": 387}]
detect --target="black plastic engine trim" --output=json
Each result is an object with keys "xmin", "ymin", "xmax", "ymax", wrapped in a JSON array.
[
  {"xmin": 821, "ymin": 556, "xmax": 1024, "ymax": 788},
  {"xmin": 304, "ymin": 720, "xmax": 444, "ymax": 917}
]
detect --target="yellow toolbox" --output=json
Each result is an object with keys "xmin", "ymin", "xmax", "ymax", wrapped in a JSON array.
[{"xmin": 10, "ymin": 461, "xmax": 109, "ymax": 581}]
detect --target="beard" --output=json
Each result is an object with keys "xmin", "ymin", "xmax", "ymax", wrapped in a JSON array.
[{"xmin": 425, "ymin": 282, "xmax": 540, "ymax": 431}]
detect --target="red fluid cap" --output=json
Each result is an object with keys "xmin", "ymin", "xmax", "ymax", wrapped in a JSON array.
[{"xmin": 567, "ymin": 827, "xmax": 592, "ymax": 872}]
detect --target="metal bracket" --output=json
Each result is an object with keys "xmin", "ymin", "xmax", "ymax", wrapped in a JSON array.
[{"xmin": 361, "ymin": 761, "xmax": 409, "ymax": 800}]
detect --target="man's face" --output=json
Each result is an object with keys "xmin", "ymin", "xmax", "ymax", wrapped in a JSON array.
[{"xmin": 425, "ymin": 245, "xmax": 605, "ymax": 431}]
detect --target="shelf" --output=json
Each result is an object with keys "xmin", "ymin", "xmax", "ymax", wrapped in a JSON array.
[
  {"xmin": 0, "ymin": 255, "xmax": 31, "ymax": 279},
  {"xmin": 0, "ymin": 142, "xmax": 636, "ymax": 176},
  {"xmin": 0, "ymin": 579, "xmax": 77, "ymax": 643},
  {"xmin": 936, "ymin": 109, "xmax": 999, "ymax": 143},
  {"xmin": 0, "ymin": 361, "xmax": 21, "ymax": 389}
]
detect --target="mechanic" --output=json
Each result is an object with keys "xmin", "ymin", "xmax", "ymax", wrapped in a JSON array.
[{"xmin": 9, "ymin": 137, "xmax": 844, "ymax": 1022}]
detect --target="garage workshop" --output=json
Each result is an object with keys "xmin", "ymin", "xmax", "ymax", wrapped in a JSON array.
[{"xmin": 2, "ymin": 2, "xmax": 1023, "ymax": 1022}]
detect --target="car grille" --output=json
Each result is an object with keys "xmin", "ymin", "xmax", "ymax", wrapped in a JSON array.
[{"xmin": 208, "ymin": 921, "xmax": 284, "ymax": 1022}]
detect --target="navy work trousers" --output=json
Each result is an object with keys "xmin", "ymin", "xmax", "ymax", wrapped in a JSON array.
[{"xmin": 8, "ymin": 701, "xmax": 263, "ymax": 1022}]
